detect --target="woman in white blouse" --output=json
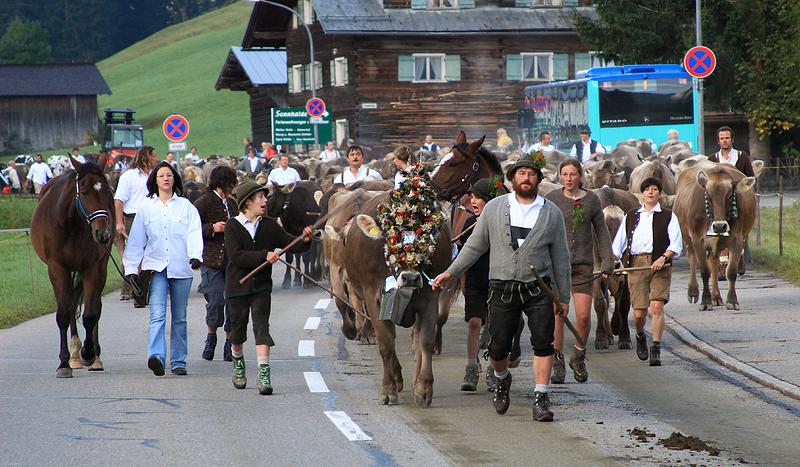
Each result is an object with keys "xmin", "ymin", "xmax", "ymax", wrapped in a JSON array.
[{"xmin": 124, "ymin": 161, "xmax": 203, "ymax": 377}]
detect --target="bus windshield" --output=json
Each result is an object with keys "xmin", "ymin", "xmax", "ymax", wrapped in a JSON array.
[{"xmin": 599, "ymin": 78, "xmax": 693, "ymax": 127}]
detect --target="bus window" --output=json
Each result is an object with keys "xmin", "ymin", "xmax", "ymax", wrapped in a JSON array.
[{"xmin": 599, "ymin": 78, "xmax": 693, "ymax": 127}]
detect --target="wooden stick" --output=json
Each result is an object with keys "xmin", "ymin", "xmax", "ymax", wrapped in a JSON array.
[
  {"xmin": 529, "ymin": 265, "xmax": 586, "ymax": 348},
  {"xmin": 238, "ymin": 209, "xmax": 334, "ymax": 284},
  {"xmin": 593, "ymin": 263, "xmax": 672, "ymax": 275},
  {"xmin": 449, "ymin": 222, "xmax": 476, "ymax": 243}
]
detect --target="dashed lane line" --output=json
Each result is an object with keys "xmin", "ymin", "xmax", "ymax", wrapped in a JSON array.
[
  {"xmin": 314, "ymin": 298, "xmax": 332, "ymax": 310},
  {"xmin": 304, "ymin": 371, "xmax": 329, "ymax": 393},
  {"xmin": 298, "ymin": 340, "xmax": 315, "ymax": 357},
  {"xmin": 323, "ymin": 411, "xmax": 372, "ymax": 441},
  {"xmin": 304, "ymin": 316, "xmax": 321, "ymax": 330}
]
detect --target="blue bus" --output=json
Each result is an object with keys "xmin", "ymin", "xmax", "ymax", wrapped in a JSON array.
[{"xmin": 519, "ymin": 64, "xmax": 698, "ymax": 152}]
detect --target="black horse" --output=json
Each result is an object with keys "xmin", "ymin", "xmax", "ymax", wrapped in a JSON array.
[{"xmin": 30, "ymin": 155, "xmax": 115, "ymax": 378}]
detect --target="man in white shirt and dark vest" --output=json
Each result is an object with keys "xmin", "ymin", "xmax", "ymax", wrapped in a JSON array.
[
  {"xmin": 569, "ymin": 128, "xmax": 606, "ymax": 163},
  {"xmin": 335, "ymin": 145, "xmax": 383, "ymax": 186},
  {"xmin": 612, "ymin": 177, "xmax": 683, "ymax": 367}
]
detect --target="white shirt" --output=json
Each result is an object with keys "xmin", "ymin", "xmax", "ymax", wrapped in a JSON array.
[
  {"xmin": 336, "ymin": 166, "xmax": 383, "ymax": 185},
  {"xmin": 531, "ymin": 142, "xmax": 556, "ymax": 153},
  {"xmin": 570, "ymin": 140, "xmax": 607, "ymax": 163},
  {"xmin": 421, "ymin": 143, "xmax": 439, "ymax": 152},
  {"xmin": 508, "ymin": 192, "xmax": 544, "ymax": 248},
  {"xmin": 186, "ymin": 153, "xmax": 200, "ymax": 163},
  {"xmin": 4, "ymin": 168, "xmax": 20, "ymax": 189},
  {"xmin": 72, "ymin": 155, "xmax": 86, "ymax": 164},
  {"xmin": 27, "ymin": 162, "xmax": 52, "ymax": 185},
  {"xmin": 267, "ymin": 166, "xmax": 302, "ymax": 186},
  {"xmin": 320, "ymin": 149, "xmax": 340, "ymax": 162},
  {"xmin": 394, "ymin": 170, "xmax": 407, "ymax": 189},
  {"xmin": 114, "ymin": 168, "xmax": 150, "ymax": 215},
  {"xmin": 249, "ymin": 157, "xmax": 259, "ymax": 173},
  {"xmin": 612, "ymin": 203, "xmax": 683, "ymax": 259},
  {"xmin": 716, "ymin": 149, "xmax": 739, "ymax": 167},
  {"xmin": 234, "ymin": 213, "xmax": 260, "ymax": 239},
  {"xmin": 123, "ymin": 194, "xmax": 203, "ymax": 279}
]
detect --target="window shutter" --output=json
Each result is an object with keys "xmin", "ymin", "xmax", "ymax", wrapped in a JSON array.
[
  {"xmin": 506, "ymin": 54, "xmax": 522, "ymax": 81},
  {"xmin": 444, "ymin": 55, "xmax": 461, "ymax": 81},
  {"xmin": 574, "ymin": 52, "xmax": 591, "ymax": 75},
  {"xmin": 553, "ymin": 53, "xmax": 568, "ymax": 81},
  {"xmin": 460, "ymin": 0, "xmax": 475, "ymax": 8},
  {"xmin": 297, "ymin": 0, "xmax": 305, "ymax": 23},
  {"xmin": 563, "ymin": 0, "xmax": 579, "ymax": 5},
  {"xmin": 287, "ymin": 67, "xmax": 294, "ymax": 93},
  {"xmin": 342, "ymin": 58, "xmax": 349, "ymax": 85},
  {"xmin": 515, "ymin": 0, "xmax": 533, "ymax": 6},
  {"xmin": 304, "ymin": 64, "xmax": 310, "ymax": 90},
  {"xmin": 411, "ymin": 0, "xmax": 427, "ymax": 9},
  {"xmin": 316, "ymin": 62, "xmax": 323, "ymax": 89},
  {"xmin": 398, "ymin": 55, "xmax": 414, "ymax": 82},
  {"xmin": 330, "ymin": 60, "xmax": 336, "ymax": 86}
]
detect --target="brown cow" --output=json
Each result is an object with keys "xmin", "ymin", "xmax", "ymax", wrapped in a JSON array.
[
  {"xmin": 583, "ymin": 160, "xmax": 627, "ymax": 189},
  {"xmin": 339, "ymin": 192, "xmax": 452, "ymax": 407},
  {"xmin": 673, "ymin": 164, "xmax": 756, "ymax": 310}
]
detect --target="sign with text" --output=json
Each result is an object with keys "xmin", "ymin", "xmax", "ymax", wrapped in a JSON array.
[
  {"xmin": 168, "ymin": 142, "xmax": 187, "ymax": 151},
  {"xmin": 271, "ymin": 107, "xmax": 332, "ymax": 144}
]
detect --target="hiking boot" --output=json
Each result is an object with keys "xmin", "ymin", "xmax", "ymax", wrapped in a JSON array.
[
  {"xmin": 532, "ymin": 391, "xmax": 554, "ymax": 422},
  {"xmin": 636, "ymin": 333, "xmax": 649, "ymax": 361},
  {"xmin": 485, "ymin": 365, "xmax": 497, "ymax": 392},
  {"xmin": 257, "ymin": 364, "xmax": 273, "ymax": 395},
  {"xmin": 551, "ymin": 351, "xmax": 566, "ymax": 384},
  {"xmin": 569, "ymin": 347, "xmax": 588, "ymax": 383},
  {"xmin": 232, "ymin": 356, "xmax": 246, "ymax": 389},
  {"xmin": 201, "ymin": 333, "xmax": 217, "ymax": 361},
  {"xmin": 147, "ymin": 356, "xmax": 164, "ymax": 376},
  {"xmin": 461, "ymin": 362, "xmax": 480, "ymax": 392},
  {"xmin": 649, "ymin": 343, "xmax": 662, "ymax": 367},
  {"xmin": 223, "ymin": 339, "xmax": 233, "ymax": 362},
  {"xmin": 171, "ymin": 367, "xmax": 187, "ymax": 376},
  {"xmin": 492, "ymin": 372, "xmax": 512, "ymax": 415}
]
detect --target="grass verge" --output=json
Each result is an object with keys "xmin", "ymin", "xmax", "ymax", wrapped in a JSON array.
[
  {"xmin": 0, "ymin": 232, "xmax": 123, "ymax": 329},
  {"xmin": 751, "ymin": 205, "xmax": 800, "ymax": 284},
  {"xmin": 0, "ymin": 196, "xmax": 37, "ymax": 229}
]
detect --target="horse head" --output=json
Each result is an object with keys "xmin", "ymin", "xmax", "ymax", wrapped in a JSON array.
[
  {"xmin": 430, "ymin": 130, "xmax": 500, "ymax": 202},
  {"xmin": 71, "ymin": 154, "xmax": 114, "ymax": 245}
]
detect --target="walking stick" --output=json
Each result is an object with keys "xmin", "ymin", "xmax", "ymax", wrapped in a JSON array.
[
  {"xmin": 239, "ymin": 210, "xmax": 334, "ymax": 284},
  {"xmin": 449, "ymin": 222, "xmax": 476, "ymax": 243},
  {"xmin": 593, "ymin": 263, "xmax": 672, "ymax": 275},
  {"xmin": 529, "ymin": 265, "xmax": 586, "ymax": 348},
  {"xmin": 275, "ymin": 256, "xmax": 370, "ymax": 321}
]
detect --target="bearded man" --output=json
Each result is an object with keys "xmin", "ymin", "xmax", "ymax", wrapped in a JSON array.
[{"xmin": 432, "ymin": 156, "xmax": 571, "ymax": 422}]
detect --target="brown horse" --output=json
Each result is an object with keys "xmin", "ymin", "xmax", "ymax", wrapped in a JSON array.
[{"xmin": 30, "ymin": 155, "xmax": 115, "ymax": 378}]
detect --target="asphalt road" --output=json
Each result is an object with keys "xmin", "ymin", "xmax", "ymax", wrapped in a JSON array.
[{"xmin": 1, "ymin": 263, "xmax": 799, "ymax": 465}]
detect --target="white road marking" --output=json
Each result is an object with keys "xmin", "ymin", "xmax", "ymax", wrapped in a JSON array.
[
  {"xmin": 298, "ymin": 340, "xmax": 315, "ymax": 357},
  {"xmin": 314, "ymin": 298, "xmax": 332, "ymax": 310},
  {"xmin": 304, "ymin": 316, "xmax": 321, "ymax": 330},
  {"xmin": 324, "ymin": 411, "xmax": 372, "ymax": 441},
  {"xmin": 304, "ymin": 371, "xmax": 329, "ymax": 393}
]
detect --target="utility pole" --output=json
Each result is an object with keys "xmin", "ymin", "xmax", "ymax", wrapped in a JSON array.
[{"xmin": 695, "ymin": 0, "xmax": 704, "ymax": 154}]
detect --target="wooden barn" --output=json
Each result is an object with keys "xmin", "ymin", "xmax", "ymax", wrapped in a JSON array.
[
  {"xmin": 0, "ymin": 64, "xmax": 111, "ymax": 154},
  {"xmin": 217, "ymin": 0, "xmax": 597, "ymax": 156}
]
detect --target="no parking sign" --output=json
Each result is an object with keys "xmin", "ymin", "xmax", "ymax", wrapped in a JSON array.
[{"xmin": 162, "ymin": 115, "xmax": 190, "ymax": 142}]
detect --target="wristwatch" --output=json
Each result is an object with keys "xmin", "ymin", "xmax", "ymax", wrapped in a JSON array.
[{"xmin": 661, "ymin": 254, "xmax": 670, "ymax": 262}]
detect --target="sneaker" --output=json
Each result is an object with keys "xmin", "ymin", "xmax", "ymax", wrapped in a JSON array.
[
  {"xmin": 232, "ymin": 356, "xmax": 246, "ymax": 389},
  {"xmin": 532, "ymin": 391, "xmax": 554, "ymax": 422},
  {"xmin": 551, "ymin": 351, "xmax": 566, "ymax": 384},
  {"xmin": 223, "ymin": 340, "xmax": 233, "ymax": 362},
  {"xmin": 492, "ymin": 372, "xmax": 512, "ymax": 415},
  {"xmin": 649, "ymin": 343, "xmax": 662, "ymax": 367},
  {"xmin": 257, "ymin": 364, "xmax": 273, "ymax": 395},
  {"xmin": 461, "ymin": 362, "xmax": 480, "ymax": 392},
  {"xmin": 171, "ymin": 367, "xmax": 187, "ymax": 376},
  {"xmin": 636, "ymin": 333, "xmax": 649, "ymax": 361},
  {"xmin": 202, "ymin": 333, "xmax": 217, "ymax": 361},
  {"xmin": 485, "ymin": 365, "xmax": 497, "ymax": 392},
  {"xmin": 569, "ymin": 347, "xmax": 588, "ymax": 383},
  {"xmin": 147, "ymin": 356, "xmax": 164, "ymax": 376}
]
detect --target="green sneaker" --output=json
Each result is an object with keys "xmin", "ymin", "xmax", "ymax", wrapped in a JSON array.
[
  {"xmin": 257, "ymin": 364, "xmax": 273, "ymax": 395},
  {"xmin": 232, "ymin": 356, "xmax": 246, "ymax": 389}
]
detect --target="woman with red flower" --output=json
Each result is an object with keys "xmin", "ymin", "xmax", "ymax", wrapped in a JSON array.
[{"xmin": 544, "ymin": 159, "xmax": 614, "ymax": 384}]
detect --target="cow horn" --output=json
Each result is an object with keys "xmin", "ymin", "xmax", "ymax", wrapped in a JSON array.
[
  {"xmin": 355, "ymin": 214, "xmax": 383, "ymax": 239},
  {"xmin": 324, "ymin": 225, "xmax": 341, "ymax": 241},
  {"xmin": 752, "ymin": 160, "xmax": 765, "ymax": 178}
]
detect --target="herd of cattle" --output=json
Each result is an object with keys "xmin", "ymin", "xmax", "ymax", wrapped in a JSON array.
[{"xmin": 15, "ymin": 132, "xmax": 763, "ymax": 405}]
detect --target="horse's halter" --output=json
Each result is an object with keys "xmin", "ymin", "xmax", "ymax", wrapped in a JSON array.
[
  {"xmin": 74, "ymin": 172, "xmax": 110, "ymax": 224},
  {"xmin": 430, "ymin": 150, "xmax": 483, "ymax": 203}
]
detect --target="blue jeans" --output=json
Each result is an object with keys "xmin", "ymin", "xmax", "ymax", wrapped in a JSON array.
[{"xmin": 148, "ymin": 269, "xmax": 192, "ymax": 370}]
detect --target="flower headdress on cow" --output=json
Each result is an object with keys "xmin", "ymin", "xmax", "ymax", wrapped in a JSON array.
[{"xmin": 377, "ymin": 164, "xmax": 444, "ymax": 269}]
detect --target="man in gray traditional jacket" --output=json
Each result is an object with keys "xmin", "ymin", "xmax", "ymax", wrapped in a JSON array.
[{"xmin": 432, "ymin": 157, "xmax": 571, "ymax": 422}]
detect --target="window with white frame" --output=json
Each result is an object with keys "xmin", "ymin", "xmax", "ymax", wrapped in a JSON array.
[
  {"xmin": 522, "ymin": 53, "xmax": 552, "ymax": 81},
  {"xmin": 590, "ymin": 51, "xmax": 615, "ymax": 68},
  {"xmin": 413, "ymin": 54, "xmax": 445, "ymax": 82},
  {"xmin": 331, "ymin": 57, "xmax": 348, "ymax": 86},
  {"xmin": 532, "ymin": 0, "xmax": 562, "ymax": 6},
  {"xmin": 429, "ymin": 0, "xmax": 458, "ymax": 8},
  {"xmin": 292, "ymin": 0, "xmax": 314, "ymax": 28},
  {"xmin": 335, "ymin": 119, "xmax": 349, "ymax": 148},
  {"xmin": 291, "ymin": 64, "xmax": 303, "ymax": 93}
]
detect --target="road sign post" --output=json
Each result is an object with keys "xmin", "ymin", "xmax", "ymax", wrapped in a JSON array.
[
  {"xmin": 163, "ymin": 114, "xmax": 190, "ymax": 159},
  {"xmin": 684, "ymin": 44, "xmax": 715, "ymax": 154}
]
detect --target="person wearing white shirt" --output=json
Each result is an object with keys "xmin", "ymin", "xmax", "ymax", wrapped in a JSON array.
[
  {"xmin": 320, "ymin": 141, "xmax": 341, "ymax": 162},
  {"xmin": 235, "ymin": 148, "xmax": 264, "ymax": 174},
  {"xmin": 335, "ymin": 145, "xmax": 383, "ymax": 185},
  {"xmin": 27, "ymin": 154, "xmax": 53, "ymax": 194},
  {"xmin": 123, "ymin": 161, "xmax": 203, "ymax": 377},
  {"xmin": 527, "ymin": 131, "xmax": 556, "ymax": 154},
  {"xmin": 114, "ymin": 146, "xmax": 157, "ymax": 300},
  {"xmin": 420, "ymin": 134, "xmax": 440, "ymax": 153},
  {"xmin": 185, "ymin": 147, "xmax": 201, "ymax": 165},
  {"xmin": 5, "ymin": 161, "xmax": 21, "ymax": 193},
  {"xmin": 569, "ymin": 129, "xmax": 606, "ymax": 163},
  {"xmin": 392, "ymin": 146, "xmax": 413, "ymax": 189},
  {"xmin": 267, "ymin": 155, "xmax": 302, "ymax": 187},
  {"xmin": 611, "ymin": 177, "xmax": 682, "ymax": 367},
  {"xmin": 71, "ymin": 148, "xmax": 86, "ymax": 164}
]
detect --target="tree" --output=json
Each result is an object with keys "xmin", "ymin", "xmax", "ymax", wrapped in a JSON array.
[{"xmin": 0, "ymin": 17, "xmax": 52, "ymax": 64}]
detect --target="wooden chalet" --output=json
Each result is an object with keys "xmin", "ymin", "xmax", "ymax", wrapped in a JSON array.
[
  {"xmin": 217, "ymin": 0, "xmax": 597, "ymax": 156},
  {"xmin": 0, "ymin": 64, "xmax": 111, "ymax": 153}
]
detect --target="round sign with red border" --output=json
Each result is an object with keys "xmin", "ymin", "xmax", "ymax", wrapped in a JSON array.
[
  {"xmin": 683, "ymin": 46, "xmax": 716, "ymax": 79},
  {"xmin": 305, "ymin": 97, "xmax": 326, "ymax": 118},
  {"xmin": 162, "ymin": 114, "xmax": 190, "ymax": 142}
]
